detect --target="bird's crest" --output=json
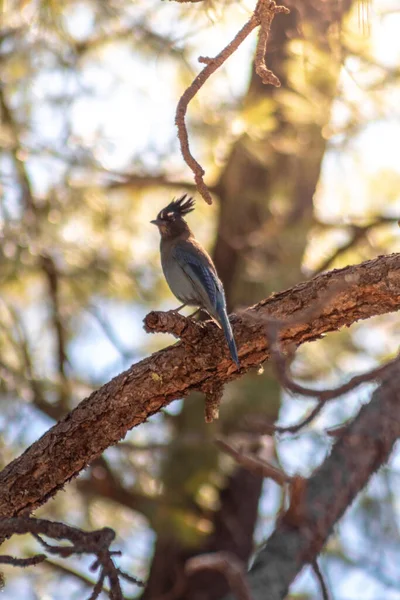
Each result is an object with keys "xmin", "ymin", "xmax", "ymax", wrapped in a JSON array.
[{"xmin": 157, "ymin": 194, "xmax": 195, "ymax": 222}]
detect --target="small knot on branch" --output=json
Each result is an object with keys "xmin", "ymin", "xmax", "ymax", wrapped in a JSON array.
[
  {"xmin": 275, "ymin": 4, "xmax": 290, "ymax": 14},
  {"xmin": 198, "ymin": 55, "xmax": 214, "ymax": 65},
  {"xmin": 256, "ymin": 0, "xmax": 290, "ymax": 19},
  {"xmin": 143, "ymin": 310, "xmax": 206, "ymax": 343},
  {"xmin": 281, "ymin": 475, "xmax": 308, "ymax": 527},
  {"xmin": 256, "ymin": 65, "xmax": 281, "ymax": 87}
]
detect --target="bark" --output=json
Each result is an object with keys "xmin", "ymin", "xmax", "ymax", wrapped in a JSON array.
[
  {"xmin": 225, "ymin": 362, "xmax": 400, "ymax": 599},
  {"xmin": 0, "ymin": 253, "xmax": 399, "ymax": 518}
]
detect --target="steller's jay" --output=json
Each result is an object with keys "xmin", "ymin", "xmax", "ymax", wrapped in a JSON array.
[{"xmin": 151, "ymin": 195, "xmax": 239, "ymax": 367}]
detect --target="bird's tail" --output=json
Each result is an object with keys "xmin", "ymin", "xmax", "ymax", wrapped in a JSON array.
[{"xmin": 215, "ymin": 303, "xmax": 240, "ymax": 367}]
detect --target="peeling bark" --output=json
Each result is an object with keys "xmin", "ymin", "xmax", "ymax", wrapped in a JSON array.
[{"xmin": 0, "ymin": 253, "xmax": 399, "ymax": 518}]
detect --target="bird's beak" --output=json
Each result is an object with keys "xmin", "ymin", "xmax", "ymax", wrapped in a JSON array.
[{"xmin": 150, "ymin": 219, "xmax": 163, "ymax": 226}]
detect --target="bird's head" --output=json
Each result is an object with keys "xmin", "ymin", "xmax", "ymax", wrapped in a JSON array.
[{"xmin": 151, "ymin": 194, "xmax": 195, "ymax": 239}]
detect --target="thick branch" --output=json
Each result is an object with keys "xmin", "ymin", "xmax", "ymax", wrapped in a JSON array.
[
  {"xmin": 0, "ymin": 254, "xmax": 399, "ymax": 518},
  {"xmin": 227, "ymin": 361, "xmax": 400, "ymax": 600}
]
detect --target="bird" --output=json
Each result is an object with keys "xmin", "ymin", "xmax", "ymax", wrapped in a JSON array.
[{"xmin": 151, "ymin": 194, "xmax": 239, "ymax": 367}]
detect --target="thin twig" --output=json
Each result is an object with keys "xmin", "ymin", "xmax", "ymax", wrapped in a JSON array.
[
  {"xmin": 311, "ymin": 560, "xmax": 330, "ymax": 600},
  {"xmin": 88, "ymin": 570, "xmax": 107, "ymax": 600},
  {"xmin": 274, "ymin": 357, "xmax": 395, "ymax": 402},
  {"xmin": 175, "ymin": 14, "xmax": 258, "ymax": 204},
  {"xmin": 0, "ymin": 554, "xmax": 46, "ymax": 567},
  {"xmin": 216, "ymin": 438, "xmax": 291, "ymax": 485},
  {"xmin": 273, "ymin": 399, "xmax": 326, "ymax": 435}
]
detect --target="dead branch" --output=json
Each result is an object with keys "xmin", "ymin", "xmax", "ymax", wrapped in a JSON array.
[
  {"xmin": 175, "ymin": 15, "xmax": 258, "ymax": 204},
  {"xmin": 0, "ymin": 517, "xmax": 143, "ymax": 600},
  {"xmin": 186, "ymin": 552, "xmax": 252, "ymax": 600},
  {"xmin": 255, "ymin": 0, "xmax": 290, "ymax": 87},
  {"xmin": 175, "ymin": 0, "xmax": 289, "ymax": 204},
  {"xmin": 0, "ymin": 254, "xmax": 399, "ymax": 519}
]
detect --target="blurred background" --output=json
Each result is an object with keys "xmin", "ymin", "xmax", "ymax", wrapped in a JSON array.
[{"xmin": 1, "ymin": 0, "xmax": 400, "ymax": 598}]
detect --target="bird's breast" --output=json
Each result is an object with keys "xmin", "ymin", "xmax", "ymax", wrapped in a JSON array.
[{"xmin": 161, "ymin": 252, "xmax": 199, "ymax": 306}]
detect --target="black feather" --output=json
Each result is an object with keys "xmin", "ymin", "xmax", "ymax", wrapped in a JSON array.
[{"xmin": 157, "ymin": 194, "xmax": 195, "ymax": 221}]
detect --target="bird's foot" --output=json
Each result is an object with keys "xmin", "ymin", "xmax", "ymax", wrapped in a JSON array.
[
  {"xmin": 167, "ymin": 303, "xmax": 188, "ymax": 315},
  {"xmin": 188, "ymin": 307, "xmax": 205, "ymax": 320}
]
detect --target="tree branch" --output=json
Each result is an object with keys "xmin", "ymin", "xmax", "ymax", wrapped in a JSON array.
[
  {"xmin": 0, "ymin": 254, "xmax": 399, "ymax": 518},
  {"xmin": 226, "ymin": 362, "xmax": 400, "ymax": 600},
  {"xmin": 0, "ymin": 517, "xmax": 144, "ymax": 599},
  {"xmin": 175, "ymin": 0, "xmax": 289, "ymax": 204}
]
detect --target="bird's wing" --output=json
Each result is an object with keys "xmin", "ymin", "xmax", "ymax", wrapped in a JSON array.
[{"xmin": 172, "ymin": 242, "xmax": 220, "ymax": 311}]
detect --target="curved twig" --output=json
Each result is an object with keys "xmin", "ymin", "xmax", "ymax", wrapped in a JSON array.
[{"xmin": 175, "ymin": 0, "xmax": 289, "ymax": 204}]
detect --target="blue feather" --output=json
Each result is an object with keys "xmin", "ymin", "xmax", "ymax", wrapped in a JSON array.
[
  {"xmin": 171, "ymin": 243, "xmax": 239, "ymax": 366},
  {"xmin": 215, "ymin": 300, "xmax": 239, "ymax": 366}
]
